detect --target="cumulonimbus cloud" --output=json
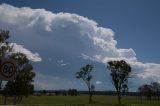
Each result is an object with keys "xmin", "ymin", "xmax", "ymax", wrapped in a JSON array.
[{"xmin": 0, "ymin": 3, "xmax": 160, "ymax": 90}]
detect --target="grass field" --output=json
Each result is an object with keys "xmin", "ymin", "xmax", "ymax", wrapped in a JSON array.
[{"xmin": 1, "ymin": 95, "xmax": 160, "ymax": 106}]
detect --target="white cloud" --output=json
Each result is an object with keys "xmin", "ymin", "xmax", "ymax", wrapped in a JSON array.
[
  {"xmin": 0, "ymin": 3, "xmax": 160, "ymax": 90},
  {"xmin": 96, "ymin": 81, "xmax": 102, "ymax": 85},
  {"xmin": 10, "ymin": 43, "xmax": 42, "ymax": 62},
  {"xmin": 81, "ymin": 53, "xmax": 98, "ymax": 62},
  {"xmin": 117, "ymin": 48, "xmax": 137, "ymax": 61},
  {"xmin": 57, "ymin": 59, "xmax": 68, "ymax": 67},
  {"xmin": 57, "ymin": 60, "xmax": 64, "ymax": 63},
  {"xmin": 60, "ymin": 63, "xmax": 67, "ymax": 67}
]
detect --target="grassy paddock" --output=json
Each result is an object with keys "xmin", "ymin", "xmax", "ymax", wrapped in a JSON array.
[{"xmin": 1, "ymin": 95, "xmax": 160, "ymax": 106}]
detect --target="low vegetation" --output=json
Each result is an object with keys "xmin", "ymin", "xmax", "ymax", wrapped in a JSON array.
[{"xmin": 0, "ymin": 95, "xmax": 160, "ymax": 106}]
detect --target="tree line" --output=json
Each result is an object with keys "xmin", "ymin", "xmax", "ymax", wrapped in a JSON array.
[
  {"xmin": 39, "ymin": 89, "xmax": 78, "ymax": 96},
  {"xmin": 138, "ymin": 82, "xmax": 160, "ymax": 101}
]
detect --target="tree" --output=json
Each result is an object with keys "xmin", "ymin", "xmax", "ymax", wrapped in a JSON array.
[
  {"xmin": 151, "ymin": 82, "xmax": 160, "ymax": 100},
  {"xmin": 76, "ymin": 64, "xmax": 94, "ymax": 104},
  {"xmin": 107, "ymin": 60, "xmax": 131, "ymax": 105},
  {"xmin": 42, "ymin": 90, "xmax": 47, "ymax": 95},
  {"xmin": 0, "ymin": 30, "xmax": 12, "ymax": 88},
  {"xmin": 68, "ymin": 89, "xmax": 78, "ymax": 96},
  {"xmin": 0, "ymin": 30, "xmax": 35, "ymax": 104},
  {"xmin": 55, "ymin": 90, "xmax": 60, "ymax": 96},
  {"xmin": 138, "ymin": 84, "xmax": 153, "ymax": 100},
  {"xmin": 138, "ymin": 82, "xmax": 160, "ymax": 101},
  {"xmin": 0, "ymin": 29, "xmax": 12, "ymax": 104},
  {"xmin": 3, "ymin": 53, "xmax": 35, "ymax": 104}
]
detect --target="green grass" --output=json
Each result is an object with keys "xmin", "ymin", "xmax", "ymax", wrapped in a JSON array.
[{"xmin": 1, "ymin": 95, "xmax": 160, "ymax": 106}]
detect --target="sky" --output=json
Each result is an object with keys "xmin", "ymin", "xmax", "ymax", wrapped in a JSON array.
[{"xmin": 0, "ymin": 0, "xmax": 160, "ymax": 91}]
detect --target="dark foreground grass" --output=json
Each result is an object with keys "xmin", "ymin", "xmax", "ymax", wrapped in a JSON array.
[{"xmin": 1, "ymin": 95, "xmax": 160, "ymax": 106}]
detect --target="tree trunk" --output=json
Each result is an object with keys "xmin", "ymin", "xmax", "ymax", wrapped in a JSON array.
[
  {"xmin": 140, "ymin": 93, "xmax": 142, "ymax": 104},
  {"xmin": 14, "ymin": 95, "xmax": 17, "ymax": 105},
  {"xmin": 87, "ymin": 84, "xmax": 92, "ymax": 104},
  {"xmin": 88, "ymin": 90, "xmax": 92, "ymax": 104},
  {"xmin": 157, "ymin": 91, "xmax": 159, "ymax": 100},
  {"xmin": 18, "ymin": 96, "xmax": 23, "ymax": 104},
  {"xmin": 117, "ymin": 91, "xmax": 121, "ymax": 105},
  {"xmin": 0, "ymin": 80, "xmax": 2, "ymax": 90},
  {"xmin": 89, "ymin": 92, "xmax": 92, "ymax": 104},
  {"xmin": 3, "ymin": 94, "xmax": 7, "ymax": 105}
]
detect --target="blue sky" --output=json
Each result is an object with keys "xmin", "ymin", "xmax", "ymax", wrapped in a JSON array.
[{"xmin": 0, "ymin": 0, "xmax": 160, "ymax": 91}]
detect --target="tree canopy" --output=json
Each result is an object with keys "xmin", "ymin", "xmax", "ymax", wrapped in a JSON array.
[{"xmin": 0, "ymin": 29, "xmax": 11, "ymax": 58}]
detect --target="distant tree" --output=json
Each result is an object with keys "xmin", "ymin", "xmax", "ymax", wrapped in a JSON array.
[
  {"xmin": 73, "ymin": 89, "xmax": 78, "ymax": 96},
  {"xmin": 54, "ymin": 90, "xmax": 59, "ymax": 96},
  {"xmin": 107, "ymin": 60, "xmax": 131, "ymax": 105},
  {"xmin": 138, "ymin": 84, "xmax": 153, "ymax": 100},
  {"xmin": 62, "ymin": 90, "xmax": 67, "ymax": 96},
  {"xmin": 68, "ymin": 89, "xmax": 77, "ymax": 96},
  {"xmin": 76, "ymin": 64, "xmax": 94, "ymax": 104},
  {"xmin": 68, "ymin": 89, "xmax": 72, "ymax": 96},
  {"xmin": 3, "ymin": 53, "xmax": 35, "ymax": 105},
  {"xmin": 151, "ymin": 82, "xmax": 160, "ymax": 100},
  {"xmin": 42, "ymin": 90, "xmax": 47, "ymax": 95},
  {"xmin": 138, "ymin": 82, "xmax": 160, "ymax": 101}
]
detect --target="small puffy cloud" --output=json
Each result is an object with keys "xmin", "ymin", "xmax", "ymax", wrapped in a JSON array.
[
  {"xmin": 57, "ymin": 60, "xmax": 64, "ymax": 63},
  {"xmin": 60, "ymin": 63, "xmax": 67, "ymax": 67},
  {"xmin": 10, "ymin": 43, "xmax": 42, "ymax": 62},
  {"xmin": 57, "ymin": 59, "xmax": 68, "ymax": 67},
  {"xmin": 0, "ymin": 3, "xmax": 160, "ymax": 90},
  {"xmin": 96, "ymin": 81, "xmax": 102, "ymax": 85}
]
